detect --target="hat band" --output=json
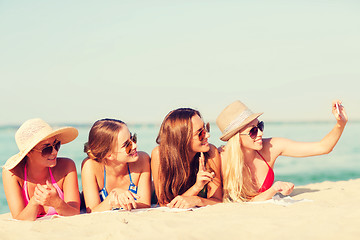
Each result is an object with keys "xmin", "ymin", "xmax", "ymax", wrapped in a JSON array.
[{"xmin": 223, "ymin": 109, "xmax": 254, "ymax": 134}]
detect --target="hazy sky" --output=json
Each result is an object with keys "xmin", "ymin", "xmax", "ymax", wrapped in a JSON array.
[{"xmin": 1, "ymin": 1, "xmax": 359, "ymax": 126}]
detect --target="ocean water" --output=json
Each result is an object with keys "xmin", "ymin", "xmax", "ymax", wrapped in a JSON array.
[{"xmin": 1, "ymin": 121, "xmax": 359, "ymax": 214}]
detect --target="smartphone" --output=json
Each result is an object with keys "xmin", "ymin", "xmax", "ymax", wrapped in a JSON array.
[{"xmin": 335, "ymin": 102, "xmax": 340, "ymax": 115}]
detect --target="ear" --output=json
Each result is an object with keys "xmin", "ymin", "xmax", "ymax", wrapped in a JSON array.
[{"xmin": 106, "ymin": 152, "xmax": 115, "ymax": 161}]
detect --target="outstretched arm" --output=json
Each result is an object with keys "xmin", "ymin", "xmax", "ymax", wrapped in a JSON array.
[{"xmin": 273, "ymin": 100, "xmax": 347, "ymax": 158}]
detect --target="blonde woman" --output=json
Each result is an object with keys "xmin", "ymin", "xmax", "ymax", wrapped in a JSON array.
[
  {"xmin": 216, "ymin": 100, "xmax": 347, "ymax": 202},
  {"xmin": 2, "ymin": 118, "xmax": 80, "ymax": 220},
  {"xmin": 81, "ymin": 119, "xmax": 151, "ymax": 212},
  {"xmin": 151, "ymin": 108, "xmax": 222, "ymax": 208}
]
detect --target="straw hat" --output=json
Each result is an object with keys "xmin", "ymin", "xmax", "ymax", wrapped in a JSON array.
[
  {"xmin": 3, "ymin": 118, "xmax": 78, "ymax": 170},
  {"xmin": 216, "ymin": 101, "xmax": 263, "ymax": 141}
]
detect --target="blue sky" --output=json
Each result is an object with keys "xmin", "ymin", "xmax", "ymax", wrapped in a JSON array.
[{"xmin": 1, "ymin": 1, "xmax": 359, "ymax": 126}]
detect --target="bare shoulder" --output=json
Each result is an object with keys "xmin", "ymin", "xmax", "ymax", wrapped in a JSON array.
[
  {"xmin": 81, "ymin": 158, "xmax": 101, "ymax": 173},
  {"xmin": 53, "ymin": 158, "xmax": 77, "ymax": 175},
  {"xmin": 207, "ymin": 144, "xmax": 220, "ymax": 159},
  {"xmin": 129, "ymin": 151, "xmax": 150, "ymax": 172}
]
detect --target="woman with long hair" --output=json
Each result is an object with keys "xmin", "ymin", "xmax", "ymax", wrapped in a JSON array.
[
  {"xmin": 2, "ymin": 118, "xmax": 80, "ymax": 220},
  {"xmin": 81, "ymin": 118, "xmax": 151, "ymax": 212},
  {"xmin": 151, "ymin": 108, "xmax": 222, "ymax": 208},
  {"xmin": 216, "ymin": 100, "xmax": 347, "ymax": 202}
]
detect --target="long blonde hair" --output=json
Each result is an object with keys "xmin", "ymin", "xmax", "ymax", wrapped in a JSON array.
[{"xmin": 222, "ymin": 133, "xmax": 258, "ymax": 202}]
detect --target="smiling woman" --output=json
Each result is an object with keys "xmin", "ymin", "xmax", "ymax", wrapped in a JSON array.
[
  {"xmin": 151, "ymin": 108, "xmax": 222, "ymax": 208},
  {"xmin": 81, "ymin": 118, "xmax": 151, "ymax": 213},
  {"xmin": 2, "ymin": 118, "xmax": 80, "ymax": 221}
]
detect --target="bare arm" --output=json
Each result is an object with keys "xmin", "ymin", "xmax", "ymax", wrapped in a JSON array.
[
  {"xmin": 169, "ymin": 145, "xmax": 223, "ymax": 208},
  {"xmin": 2, "ymin": 168, "xmax": 40, "ymax": 221},
  {"xmin": 52, "ymin": 159, "xmax": 80, "ymax": 216},
  {"xmin": 150, "ymin": 147, "xmax": 162, "ymax": 205},
  {"xmin": 81, "ymin": 159, "xmax": 111, "ymax": 212},
  {"xmin": 132, "ymin": 152, "xmax": 151, "ymax": 208},
  {"xmin": 273, "ymin": 100, "xmax": 348, "ymax": 158}
]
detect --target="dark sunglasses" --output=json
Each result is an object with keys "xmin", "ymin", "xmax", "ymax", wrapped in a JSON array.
[
  {"xmin": 240, "ymin": 121, "xmax": 264, "ymax": 139},
  {"xmin": 33, "ymin": 140, "xmax": 61, "ymax": 157},
  {"xmin": 198, "ymin": 123, "xmax": 210, "ymax": 141},
  {"xmin": 123, "ymin": 133, "xmax": 137, "ymax": 154}
]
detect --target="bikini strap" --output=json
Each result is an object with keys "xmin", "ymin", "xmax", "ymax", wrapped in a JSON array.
[
  {"xmin": 49, "ymin": 167, "xmax": 57, "ymax": 184},
  {"xmin": 103, "ymin": 166, "xmax": 106, "ymax": 187},
  {"xmin": 127, "ymin": 163, "xmax": 134, "ymax": 185},
  {"xmin": 256, "ymin": 151, "xmax": 271, "ymax": 168},
  {"xmin": 127, "ymin": 163, "xmax": 137, "ymax": 194},
  {"xmin": 24, "ymin": 164, "xmax": 27, "ymax": 181}
]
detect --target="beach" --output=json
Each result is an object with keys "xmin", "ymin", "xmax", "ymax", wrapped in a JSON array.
[{"xmin": 1, "ymin": 178, "xmax": 359, "ymax": 240}]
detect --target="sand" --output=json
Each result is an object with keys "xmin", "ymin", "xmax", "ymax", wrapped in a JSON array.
[{"xmin": 1, "ymin": 178, "xmax": 360, "ymax": 240}]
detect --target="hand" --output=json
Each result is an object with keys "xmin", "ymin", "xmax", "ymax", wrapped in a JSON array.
[
  {"xmin": 167, "ymin": 195, "xmax": 200, "ymax": 209},
  {"xmin": 109, "ymin": 188, "xmax": 139, "ymax": 211},
  {"xmin": 194, "ymin": 153, "xmax": 215, "ymax": 191},
  {"xmin": 332, "ymin": 100, "xmax": 348, "ymax": 126},
  {"xmin": 272, "ymin": 181, "xmax": 294, "ymax": 196},
  {"xmin": 33, "ymin": 181, "xmax": 62, "ymax": 207}
]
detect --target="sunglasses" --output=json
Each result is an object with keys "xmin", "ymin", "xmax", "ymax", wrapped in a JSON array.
[
  {"xmin": 197, "ymin": 123, "xmax": 210, "ymax": 141},
  {"xmin": 240, "ymin": 121, "xmax": 264, "ymax": 139},
  {"xmin": 123, "ymin": 133, "xmax": 137, "ymax": 154},
  {"xmin": 33, "ymin": 140, "xmax": 61, "ymax": 157}
]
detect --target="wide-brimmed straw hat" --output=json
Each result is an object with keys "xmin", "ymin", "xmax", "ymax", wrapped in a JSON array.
[
  {"xmin": 3, "ymin": 118, "xmax": 78, "ymax": 170},
  {"xmin": 216, "ymin": 101, "xmax": 263, "ymax": 141}
]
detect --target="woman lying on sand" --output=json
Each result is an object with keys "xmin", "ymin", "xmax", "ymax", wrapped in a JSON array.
[
  {"xmin": 151, "ymin": 108, "xmax": 222, "ymax": 208},
  {"xmin": 2, "ymin": 118, "xmax": 80, "ymax": 220},
  {"xmin": 216, "ymin": 100, "xmax": 348, "ymax": 202},
  {"xmin": 81, "ymin": 119, "xmax": 151, "ymax": 212}
]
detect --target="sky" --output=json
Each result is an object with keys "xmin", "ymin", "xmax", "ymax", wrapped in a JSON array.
[{"xmin": 0, "ymin": 0, "xmax": 359, "ymax": 126}]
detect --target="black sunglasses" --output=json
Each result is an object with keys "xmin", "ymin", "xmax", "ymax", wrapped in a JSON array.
[
  {"xmin": 240, "ymin": 121, "xmax": 264, "ymax": 139},
  {"xmin": 33, "ymin": 140, "xmax": 61, "ymax": 157},
  {"xmin": 123, "ymin": 133, "xmax": 137, "ymax": 154},
  {"xmin": 198, "ymin": 122, "xmax": 210, "ymax": 141}
]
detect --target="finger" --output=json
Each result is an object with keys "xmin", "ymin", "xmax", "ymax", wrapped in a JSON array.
[
  {"xmin": 199, "ymin": 152, "xmax": 206, "ymax": 171},
  {"xmin": 46, "ymin": 180, "xmax": 55, "ymax": 190},
  {"xmin": 36, "ymin": 184, "xmax": 47, "ymax": 193},
  {"xmin": 168, "ymin": 197, "xmax": 178, "ymax": 208}
]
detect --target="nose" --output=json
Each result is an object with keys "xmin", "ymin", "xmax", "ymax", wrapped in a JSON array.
[{"xmin": 205, "ymin": 131, "xmax": 210, "ymax": 139}]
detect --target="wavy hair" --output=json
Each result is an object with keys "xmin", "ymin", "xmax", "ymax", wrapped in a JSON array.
[
  {"xmin": 222, "ymin": 132, "xmax": 258, "ymax": 202},
  {"xmin": 156, "ymin": 108, "xmax": 209, "ymax": 204},
  {"xmin": 84, "ymin": 119, "xmax": 125, "ymax": 163}
]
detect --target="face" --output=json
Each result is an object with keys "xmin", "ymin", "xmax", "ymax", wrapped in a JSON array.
[
  {"xmin": 27, "ymin": 136, "xmax": 60, "ymax": 167},
  {"xmin": 239, "ymin": 119, "xmax": 264, "ymax": 150},
  {"xmin": 190, "ymin": 114, "xmax": 210, "ymax": 154},
  {"xmin": 109, "ymin": 126, "xmax": 139, "ymax": 163}
]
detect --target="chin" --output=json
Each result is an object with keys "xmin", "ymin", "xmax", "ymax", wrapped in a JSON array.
[{"xmin": 128, "ymin": 152, "xmax": 139, "ymax": 162}]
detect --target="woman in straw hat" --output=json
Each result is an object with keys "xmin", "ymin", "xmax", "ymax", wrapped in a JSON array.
[
  {"xmin": 81, "ymin": 119, "xmax": 151, "ymax": 212},
  {"xmin": 2, "ymin": 118, "xmax": 80, "ymax": 220},
  {"xmin": 151, "ymin": 108, "xmax": 222, "ymax": 208},
  {"xmin": 216, "ymin": 100, "xmax": 347, "ymax": 202}
]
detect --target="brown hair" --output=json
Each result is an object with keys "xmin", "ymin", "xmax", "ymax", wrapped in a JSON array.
[
  {"xmin": 84, "ymin": 119, "xmax": 125, "ymax": 163},
  {"xmin": 156, "ymin": 108, "xmax": 209, "ymax": 204}
]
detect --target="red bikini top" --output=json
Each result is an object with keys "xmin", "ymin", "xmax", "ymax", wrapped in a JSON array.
[{"xmin": 256, "ymin": 151, "xmax": 275, "ymax": 193}]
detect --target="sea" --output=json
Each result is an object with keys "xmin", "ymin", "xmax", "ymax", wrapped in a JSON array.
[{"xmin": 1, "ymin": 121, "xmax": 359, "ymax": 214}]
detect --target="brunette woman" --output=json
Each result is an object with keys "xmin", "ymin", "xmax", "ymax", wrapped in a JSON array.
[{"xmin": 151, "ymin": 108, "xmax": 222, "ymax": 208}]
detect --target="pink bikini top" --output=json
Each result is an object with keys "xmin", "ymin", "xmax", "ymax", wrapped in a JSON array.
[
  {"xmin": 23, "ymin": 165, "xmax": 64, "ymax": 218},
  {"xmin": 256, "ymin": 151, "xmax": 275, "ymax": 193}
]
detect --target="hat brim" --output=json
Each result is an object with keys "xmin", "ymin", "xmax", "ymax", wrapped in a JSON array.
[
  {"xmin": 220, "ymin": 112, "xmax": 263, "ymax": 141},
  {"xmin": 2, "ymin": 127, "xmax": 78, "ymax": 170}
]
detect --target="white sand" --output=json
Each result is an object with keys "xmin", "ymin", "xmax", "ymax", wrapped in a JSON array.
[{"xmin": 1, "ymin": 179, "xmax": 360, "ymax": 240}]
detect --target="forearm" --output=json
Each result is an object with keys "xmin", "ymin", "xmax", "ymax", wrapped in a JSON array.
[
  {"xmin": 250, "ymin": 188, "xmax": 278, "ymax": 202},
  {"xmin": 53, "ymin": 199, "xmax": 80, "ymax": 216},
  {"xmin": 319, "ymin": 123, "xmax": 346, "ymax": 154},
  {"xmin": 181, "ymin": 184, "xmax": 203, "ymax": 197},
  {"xmin": 14, "ymin": 199, "xmax": 40, "ymax": 221}
]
